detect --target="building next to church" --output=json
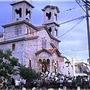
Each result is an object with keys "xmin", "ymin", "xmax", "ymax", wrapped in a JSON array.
[
  {"xmin": 0, "ymin": 0, "xmax": 65, "ymax": 73},
  {"xmin": 72, "ymin": 60, "xmax": 90, "ymax": 77}
]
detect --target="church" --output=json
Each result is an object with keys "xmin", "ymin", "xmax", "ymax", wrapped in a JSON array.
[{"xmin": 0, "ymin": 0, "xmax": 65, "ymax": 73}]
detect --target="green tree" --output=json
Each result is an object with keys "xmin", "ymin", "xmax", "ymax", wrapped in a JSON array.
[
  {"xmin": 19, "ymin": 65, "xmax": 39, "ymax": 81},
  {"xmin": 0, "ymin": 49, "xmax": 18, "ymax": 79},
  {"xmin": 0, "ymin": 49, "xmax": 39, "ymax": 81}
]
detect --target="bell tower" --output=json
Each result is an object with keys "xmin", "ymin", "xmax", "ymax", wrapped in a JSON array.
[
  {"xmin": 11, "ymin": 0, "xmax": 34, "ymax": 22},
  {"xmin": 42, "ymin": 5, "xmax": 60, "ymax": 37}
]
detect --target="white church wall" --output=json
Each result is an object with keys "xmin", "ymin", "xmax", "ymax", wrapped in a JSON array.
[
  {"xmin": 37, "ymin": 30, "xmax": 51, "ymax": 50},
  {"xmin": 23, "ymin": 39, "xmax": 38, "ymax": 68},
  {"xmin": 3, "ymin": 23, "xmax": 38, "ymax": 41},
  {"xmin": 0, "ymin": 41, "xmax": 25, "ymax": 64},
  {"xmin": 51, "ymin": 39, "xmax": 59, "ymax": 49},
  {"xmin": 3, "ymin": 24, "xmax": 27, "ymax": 40},
  {"xmin": 0, "ymin": 43, "xmax": 11, "ymax": 51},
  {"xmin": 12, "ymin": 41, "xmax": 26, "ymax": 65},
  {"xmin": 25, "ymin": 24, "xmax": 37, "ymax": 37}
]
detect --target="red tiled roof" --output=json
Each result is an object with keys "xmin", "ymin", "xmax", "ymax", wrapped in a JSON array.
[{"xmin": 48, "ymin": 48, "xmax": 57, "ymax": 53}]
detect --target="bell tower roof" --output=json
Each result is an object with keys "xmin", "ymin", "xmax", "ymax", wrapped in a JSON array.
[
  {"xmin": 11, "ymin": 0, "xmax": 34, "ymax": 8},
  {"xmin": 42, "ymin": 5, "xmax": 60, "ymax": 13}
]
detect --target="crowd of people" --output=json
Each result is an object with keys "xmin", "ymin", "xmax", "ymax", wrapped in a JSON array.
[
  {"xmin": 0, "ymin": 72, "xmax": 90, "ymax": 89},
  {"xmin": 32, "ymin": 72, "xmax": 90, "ymax": 89}
]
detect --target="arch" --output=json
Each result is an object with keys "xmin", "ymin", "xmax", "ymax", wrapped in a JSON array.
[
  {"xmin": 38, "ymin": 59, "xmax": 50, "ymax": 73},
  {"xmin": 15, "ymin": 8, "xmax": 22, "ymax": 18},
  {"xmin": 46, "ymin": 12, "xmax": 51, "ymax": 20},
  {"xmin": 48, "ymin": 27, "xmax": 52, "ymax": 34}
]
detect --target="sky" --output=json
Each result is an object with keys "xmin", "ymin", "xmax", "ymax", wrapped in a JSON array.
[{"xmin": 0, "ymin": 0, "xmax": 89, "ymax": 61}]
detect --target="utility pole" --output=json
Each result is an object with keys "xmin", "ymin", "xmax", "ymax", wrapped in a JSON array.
[
  {"xmin": 84, "ymin": 0, "xmax": 90, "ymax": 64},
  {"xmin": 76, "ymin": 0, "xmax": 90, "ymax": 63}
]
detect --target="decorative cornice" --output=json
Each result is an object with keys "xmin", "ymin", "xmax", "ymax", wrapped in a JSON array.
[
  {"xmin": 0, "ymin": 36, "xmax": 38, "ymax": 45},
  {"xmin": 43, "ymin": 22, "xmax": 60, "ymax": 27},
  {"xmin": 2, "ymin": 20, "xmax": 38, "ymax": 31}
]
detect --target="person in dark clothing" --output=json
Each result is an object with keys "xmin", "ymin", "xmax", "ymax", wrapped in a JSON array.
[
  {"xmin": 76, "ymin": 76, "xmax": 81, "ymax": 87},
  {"xmin": 72, "ymin": 77, "xmax": 77, "ymax": 89},
  {"xmin": 63, "ymin": 78, "xmax": 68, "ymax": 87},
  {"xmin": 11, "ymin": 78, "xmax": 15, "ymax": 86}
]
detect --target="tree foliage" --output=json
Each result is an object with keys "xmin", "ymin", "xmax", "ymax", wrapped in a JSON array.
[
  {"xmin": 19, "ymin": 66, "xmax": 39, "ymax": 80},
  {"xmin": 0, "ymin": 49, "xmax": 18, "ymax": 78},
  {"xmin": 0, "ymin": 49, "xmax": 39, "ymax": 81}
]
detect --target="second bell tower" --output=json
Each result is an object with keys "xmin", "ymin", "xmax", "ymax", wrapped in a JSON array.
[{"xmin": 42, "ymin": 5, "xmax": 60, "ymax": 37}]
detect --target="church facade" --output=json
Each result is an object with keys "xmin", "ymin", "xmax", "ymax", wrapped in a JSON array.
[{"xmin": 0, "ymin": 0, "xmax": 64, "ymax": 73}]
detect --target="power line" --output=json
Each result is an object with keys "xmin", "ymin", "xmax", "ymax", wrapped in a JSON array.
[
  {"xmin": 74, "ymin": 0, "xmax": 90, "ymax": 62},
  {"xmin": 82, "ymin": 0, "xmax": 90, "ymax": 11},
  {"xmin": 59, "ymin": 18, "xmax": 84, "ymax": 37},
  {"xmin": 59, "ymin": 15, "xmax": 86, "ymax": 25},
  {"xmin": 82, "ymin": 0, "xmax": 90, "ymax": 6},
  {"xmin": 75, "ymin": 0, "xmax": 86, "ymax": 13},
  {"xmin": 61, "ymin": 5, "xmax": 85, "ymax": 13},
  {"xmin": 61, "ymin": 6, "xmax": 77, "ymax": 13}
]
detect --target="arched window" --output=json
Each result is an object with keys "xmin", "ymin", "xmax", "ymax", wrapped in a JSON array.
[
  {"xmin": 48, "ymin": 27, "xmax": 52, "ymax": 34},
  {"xmin": 55, "ymin": 13, "xmax": 57, "ymax": 20},
  {"xmin": 29, "ymin": 60, "xmax": 31, "ymax": 68},
  {"xmin": 26, "ymin": 9, "xmax": 31, "ymax": 20},
  {"xmin": 42, "ymin": 37, "xmax": 47, "ymax": 49},
  {"xmin": 46, "ymin": 12, "xmax": 51, "ymax": 20},
  {"xmin": 15, "ymin": 26, "xmax": 22, "ymax": 35},
  {"xmin": 55, "ymin": 28, "xmax": 58, "ymax": 36},
  {"xmin": 39, "ymin": 59, "xmax": 42, "ymax": 63},
  {"xmin": 47, "ymin": 59, "xmax": 50, "ymax": 64},
  {"xmin": 12, "ymin": 43, "xmax": 15, "ymax": 51},
  {"xmin": 15, "ymin": 8, "xmax": 22, "ymax": 18}
]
